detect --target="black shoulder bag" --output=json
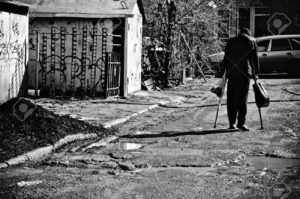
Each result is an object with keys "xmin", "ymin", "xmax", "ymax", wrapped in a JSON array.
[{"xmin": 252, "ymin": 73, "xmax": 270, "ymax": 108}]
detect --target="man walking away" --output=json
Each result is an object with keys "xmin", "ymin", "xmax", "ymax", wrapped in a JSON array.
[{"xmin": 220, "ymin": 28, "xmax": 260, "ymax": 131}]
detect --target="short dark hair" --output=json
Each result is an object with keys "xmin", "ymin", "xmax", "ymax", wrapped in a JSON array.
[{"xmin": 239, "ymin": 28, "xmax": 252, "ymax": 36}]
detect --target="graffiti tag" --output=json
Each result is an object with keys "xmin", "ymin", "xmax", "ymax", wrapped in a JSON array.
[
  {"xmin": 0, "ymin": 40, "xmax": 24, "ymax": 61},
  {"xmin": 12, "ymin": 20, "xmax": 20, "ymax": 36},
  {"xmin": 0, "ymin": 20, "xmax": 4, "ymax": 39}
]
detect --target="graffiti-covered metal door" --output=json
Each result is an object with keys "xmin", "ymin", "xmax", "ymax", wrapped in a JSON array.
[
  {"xmin": 29, "ymin": 25, "xmax": 123, "ymax": 98},
  {"xmin": 105, "ymin": 52, "xmax": 121, "ymax": 97}
]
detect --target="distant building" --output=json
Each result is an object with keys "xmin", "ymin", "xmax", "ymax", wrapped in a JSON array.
[
  {"xmin": 25, "ymin": 0, "xmax": 145, "ymax": 98},
  {"xmin": 0, "ymin": 0, "xmax": 29, "ymax": 103},
  {"xmin": 219, "ymin": 0, "xmax": 300, "ymax": 39}
]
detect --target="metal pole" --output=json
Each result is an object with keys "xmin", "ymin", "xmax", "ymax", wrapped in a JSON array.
[
  {"xmin": 253, "ymin": 71, "xmax": 264, "ymax": 130},
  {"xmin": 180, "ymin": 30, "xmax": 207, "ymax": 83},
  {"xmin": 258, "ymin": 107, "xmax": 264, "ymax": 129},
  {"xmin": 164, "ymin": 0, "xmax": 172, "ymax": 86},
  {"xmin": 213, "ymin": 77, "xmax": 227, "ymax": 128},
  {"xmin": 35, "ymin": 31, "xmax": 39, "ymax": 97}
]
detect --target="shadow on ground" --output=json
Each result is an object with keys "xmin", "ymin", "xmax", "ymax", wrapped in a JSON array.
[{"xmin": 120, "ymin": 128, "xmax": 239, "ymax": 139}]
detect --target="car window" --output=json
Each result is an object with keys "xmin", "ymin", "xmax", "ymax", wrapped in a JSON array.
[
  {"xmin": 271, "ymin": 39, "xmax": 291, "ymax": 51},
  {"xmin": 289, "ymin": 38, "xmax": 300, "ymax": 50},
  {"xmin": 257, "ymin": 40, "xmax": 269, "ymax": 52}
]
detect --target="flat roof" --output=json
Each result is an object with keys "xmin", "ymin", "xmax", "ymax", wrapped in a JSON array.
[
  {"xmin": 0, "ymin": 0, "xmax": 29, "ymax": 14},
  {"xmin": 16, "ymin": 0, "xmax": 145, "ymax": 20},
  {"xmin": 0, "ymin": 0, "xmax": 29, "ymax": 6}
]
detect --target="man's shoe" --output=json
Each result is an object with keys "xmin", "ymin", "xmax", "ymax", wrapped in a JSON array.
[
  {"xmin": 237, "ymin": 124, "xmax": 249, "ymax": 131},
  {"xmin": 229, "ymin": 125, "xmax": 237, "ymax": 130}
]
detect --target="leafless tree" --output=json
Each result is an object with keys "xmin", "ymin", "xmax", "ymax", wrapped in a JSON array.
[{"xmin": 143, "ymin": 0, "xmax": 236, "ymax": 82}]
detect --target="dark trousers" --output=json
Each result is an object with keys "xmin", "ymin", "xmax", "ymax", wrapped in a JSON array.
[{"xmin": 227, "ymin": 75, "xmax": 250, "ymax": 126}]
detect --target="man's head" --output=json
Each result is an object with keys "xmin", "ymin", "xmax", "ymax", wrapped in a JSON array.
[{"xmin": 239, "ymin": 28, "xmax": 252, "ymax": 36}]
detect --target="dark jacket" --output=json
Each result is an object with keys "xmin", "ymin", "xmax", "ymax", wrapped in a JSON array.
[{"xmin": 221, "ymin": 34, "xmax": 260, "ymax": 78}]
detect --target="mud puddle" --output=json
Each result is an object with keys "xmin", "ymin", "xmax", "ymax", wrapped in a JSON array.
[
  {"xmin": 107, "ymin": 142, "xmax": 143, "ymax": 150},
  {"xmin": 246, "ymin": 157, "xmax": 300, "ymax": 171},
  {"xmin": 232, "ymin": 157, "xmax": 300, "ymax": 191}
]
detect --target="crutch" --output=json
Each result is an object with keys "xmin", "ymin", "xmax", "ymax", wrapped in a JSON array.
[
  {"xmin": 257, "ymin": 106, "xmax": 264, "ymax": 130},
  {"xmin": 213, "ymin": 75, "xmax": 227, "ymax": 128},
  {"xmin": 253, "ymin": 77, "xmax": 264, "ymax": 130},
  {"xmin": 251, "ymin": 64, "xmax": 266, "ymax": 130}
]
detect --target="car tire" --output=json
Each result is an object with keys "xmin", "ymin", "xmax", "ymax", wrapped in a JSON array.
[{"xmin": 287, "ymin": 60, "xmax": 300, "ymax": 77}]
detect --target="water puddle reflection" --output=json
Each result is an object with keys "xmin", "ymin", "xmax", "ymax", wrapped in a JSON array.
[
  {"xmin": 107, "ymin": 142, "xmax": 143, "ymax": 151},
  {"xmin": 246, "ymin": 157, "xmax": 300, "ymax": 170}
]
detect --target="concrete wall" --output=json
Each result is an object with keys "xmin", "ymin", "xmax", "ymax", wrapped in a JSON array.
[
  {"xmin": 27, "ymin": 4, "xmax": 143, "ymax": 97},
  {"xmin": 0, "ymin": 10, "xmax": 28, "ymax": 103},
  {"xmin": 125, "ymin": 4, "xmax": 143, "ymax": 94}
]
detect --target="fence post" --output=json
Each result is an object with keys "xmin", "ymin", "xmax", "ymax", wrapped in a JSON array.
[
  {"xmin": 35, "ymin": 31, "xmax": 39, "ymax": 97},
  {"xmin": 91, "ymin": 27, "xmax": 98, "ymax": 97},
  {"xmin": 104, "ymin": 52, "xmax": 109, "ymax": 98},
  {"xmin": 71, "ymin": 27, "xmax": 77, "ymax": 96},
  {"xmin": 81, "ymin": 27, "xmax": 87, "ymax": 97},
  {"xmin": 50, "ymin": 27, "xmax": 56, "ymax": 97},
  {"xmin": 60, "ymin": 27, "xmax": 66, "ymax": 96}
]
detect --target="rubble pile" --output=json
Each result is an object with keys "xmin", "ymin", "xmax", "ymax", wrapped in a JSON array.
[{"xmin": 0, "ymin": 98, "xmax": 112, "ymax": 162}]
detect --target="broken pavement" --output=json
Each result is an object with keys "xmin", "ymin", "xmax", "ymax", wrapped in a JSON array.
[{"xmin": 0, "ymin": 77, "xmax": 300, "ymax": 198}]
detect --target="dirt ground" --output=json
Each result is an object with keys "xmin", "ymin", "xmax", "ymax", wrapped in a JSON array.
[
  {"xmin": 0, "ymin": 98, "xmax": 113, "ymax": 162},
  {"xmin": 0, "ymin": 77, "xmax": 300, "ymax": 199}
]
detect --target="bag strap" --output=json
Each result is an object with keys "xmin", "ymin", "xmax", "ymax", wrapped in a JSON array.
[
  {"xmin": 251, "ymin": 53, "xmax": 258, "ymax": 85},
  {"xmin": 250, "ymin": 40, "xmax": 259, "ymax": 85}
]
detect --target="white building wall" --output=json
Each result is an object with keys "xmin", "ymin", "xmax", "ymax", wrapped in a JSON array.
[
  {"xmin": 126, "ymin": 4, "xmax": 142, "ymax": 94},
  {"xmin": 0, "ymin": 11, "xmax": 28, "ymax": 103}
]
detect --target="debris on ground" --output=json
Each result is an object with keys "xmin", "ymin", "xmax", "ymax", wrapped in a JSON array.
[
  {"xmin": 17, "ymin": 180, "xmax": 43, "ymax": 187},
  {"xmin": 142, "ymin": 77, "xmax": 181, "ymax": 91},
  {"xmin": 0, "ymin": 98, "xmax": 114, "ymax": 162},
  {"xmin": 143, "ymin": 77, "xmax": 163, "ymax": 91},
  {"xmin": 143, "ymin": 78, "xmax": 157, "ymax": 91},
  {"xmin": 117, "ymin": 161, "xmax": 136, "ymax": 171}
]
